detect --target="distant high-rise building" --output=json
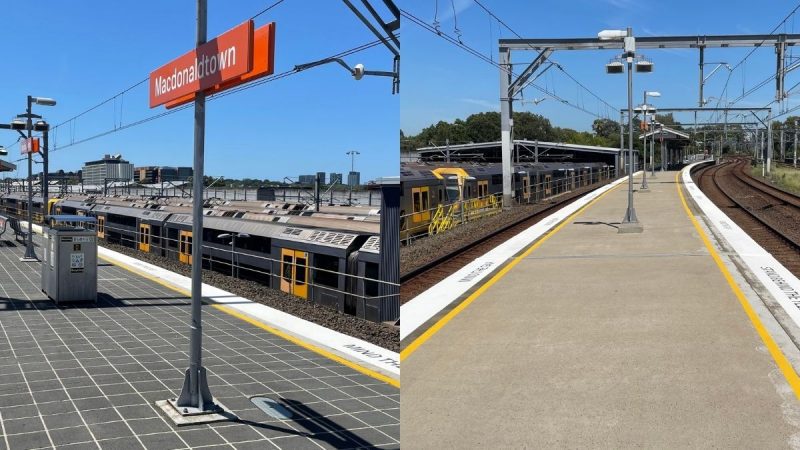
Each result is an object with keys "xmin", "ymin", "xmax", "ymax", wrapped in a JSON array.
[
  {"xmin": 316, "ymin": 171, "xmax": 326, "ymax": 185},
  {"xmin": 348, "ymin": 171, "xmax": 361, "ymax": 187},
  {"xmin": 298, "ymin": 175, "xmax": 315, "ymax": 185},
  {"xmin": 134, "ymin": 166, "xmax": 193, "ymax": 184},
  {"xmin": 83, "ymin": 154, "xmax": 134, "ymax": 185},
  {"xmin": 329, "ymin": 172, "xmax": 343, "ymax": 185}
]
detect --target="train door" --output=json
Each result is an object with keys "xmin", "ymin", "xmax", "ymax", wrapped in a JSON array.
[
  {"xmin": 280, "ymin": 248, "xmax": 308, "ymax": 299},
  {"xmin": 477, "ymin": 180, "xmax": 489, "ymax": 206},
  {"xmin": 411, "ymin": 187, "xmax": 430, "ymax": 223},
  {"xmin": 522, "ymin": 176, "xmax": 530, "ymax": 202},
  {"xmin": 544, "ymin": 175, "xmax": 552, "ymax": 196},
  {"xmin": 97, "ymin": 216, "xmax": 105, "ymax": 239},
  {"xmin": 138, "ymin": 224, "xmax": 151, "ymax": 253},
  {"xmin": 179, "ymin": 230, "xmax": 192, "ymax": 264}
]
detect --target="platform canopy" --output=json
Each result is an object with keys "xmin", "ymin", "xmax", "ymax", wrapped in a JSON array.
[
  {"xmin": 415, "ymin": 139, "xmax": 619, "ymax": 163},
  {"xmin": 0, "ymin": 160, "xmax": 16, "ymax": 172},
  {"xmin": 640, "ymin": 126, "xmax": 691, "ymax": 142}
]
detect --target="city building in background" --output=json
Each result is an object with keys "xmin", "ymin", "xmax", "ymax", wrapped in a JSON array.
[
  {"xmin": 316, "ymin": 171, "xmax": 326, "ymax": 184},
  {"xmin": 135, "ymin": 166, "xmax": 193, "ymax": 183},
  {"xmin": 298, "ymin": 174, "xmax": 316, "ymax": 185},
  {"xmin": 82, "ymin": 154, "xmax": 134, "ymax": 185},
  {"xmin": 330, "ymin": 172, "xmax": 343, "ymax": 185},
  {"xmin": 348, "ymin": 171, "xmax": 361, "ymax": 187}
]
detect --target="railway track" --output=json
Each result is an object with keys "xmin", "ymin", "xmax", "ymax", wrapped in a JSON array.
[
  {"xmin": 400, "ymin": 184, "xmax": 606, "ymax": 303},
  {"xmin": 693, "ymin": 158, "xmax": 800, "ymax": 276}
]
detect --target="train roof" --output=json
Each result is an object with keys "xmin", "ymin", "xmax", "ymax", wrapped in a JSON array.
[{"xmin": 92, "ymin": 204, "xmax": 172, "ymax": 221}]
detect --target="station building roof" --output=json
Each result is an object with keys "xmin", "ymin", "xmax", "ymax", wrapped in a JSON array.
[
  {"xmin": 414, "ymin": 139, "xmax": 619, "ymax": 163},
  {"xmin": 640, "ymin": 126, "xmax": 691, "ymax": 141},
  {"xmin": 0, "ymin": 159, "xmax": 15, "ymax": 172}
]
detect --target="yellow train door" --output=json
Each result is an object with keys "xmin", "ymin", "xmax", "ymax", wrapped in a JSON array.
[
  {"xmin": 411, "ymin": 187, "xmax": 430, "ymax": 223},
  {"xmin": 522, "ymin": 176, "xmax": 530, "ymax": 201},
  {"xmin": 280, "ymin": 248, "xmax": 309, "ymax": 299},
  {"xmin": 545, "ymin": 175, "xmax": 552, "ymax": 196},
  {"xmin": 477, "ymin": 180, "xmax": 489, "ymax": 207},
  {"xmin": 179, "ymin": 230, "xmax": 192, "ymax": 264},
  {"xmin": 139, "ymin": 224, "xmax": 151, "ymax": 252},
  {"xmin": 97, "ymin": 216, "xmax": 105, "ymax": 239}
]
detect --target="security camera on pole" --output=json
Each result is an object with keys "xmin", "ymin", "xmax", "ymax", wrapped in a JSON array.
[{"xmin": 599, "ymin": 27, "xmax": 653, "ymax": 233}]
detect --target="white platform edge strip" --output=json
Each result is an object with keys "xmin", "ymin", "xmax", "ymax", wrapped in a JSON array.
[
  {"xmin": 683, "ymin": 161, "xmax": 800, "ymax": 331},
  {"xmin": 25, "ymin": 222, "xmax": 400, "ymax": 378},
  {"xmin": 400, "ymin": 173, "xmax": 634, "ymax": 341}
]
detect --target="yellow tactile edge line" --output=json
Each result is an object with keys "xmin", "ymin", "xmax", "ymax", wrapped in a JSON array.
[
  {"xmin": 400, "ymin": 182, "xmax": 623, "ymax": 361},
  {"xmin": 97, "ymin": 253, "xmax": 400, "ymax": 388},
  {"xmin": 676, "ymin": 169, "xmax": 800, "ymax": 400}
]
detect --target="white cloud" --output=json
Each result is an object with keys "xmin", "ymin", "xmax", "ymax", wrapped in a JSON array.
[
  {"xmin": 432, "ymin": 0, "xmax": 474, "ymax": 24},
  {"xmin": 461, "ymin": 98, "xmax": 499, "ymax": 110}
]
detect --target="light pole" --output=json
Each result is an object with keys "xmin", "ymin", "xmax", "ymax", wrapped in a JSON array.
[
  {"xmin": 217, "ymin": 233, "xmax": 249, "ymax": 277},
  {"xmin": 19, "ymin": 96, "xmax": 56, "ymax": 262},
  {"xmin": 600, "ymin": 27, "xmax": 652, "ymax": 233},
  {"xmin": 346, "ymin": 150, "xmax": 360, "ymax": 205},
  {"xmin": 639, "ymin": 91, "xmax": 660, "ymax": 189}
]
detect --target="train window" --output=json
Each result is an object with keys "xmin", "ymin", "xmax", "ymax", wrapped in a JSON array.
[
  {"xmin": 364, "ymin": 262, "xmax": 379, "ymax": 297},
  {"xmin": 421, "ymin": 189, "xmax": 429, "ymax": 211},
  {"xmin": 491, "ymin": 174, "xmax": 502, "ymax": 185},
  {"xmin": 412, "ymin": 190, "xmax": 421, "ymax": 212},
  {"xmin": 295, "ymin": 257, "xmax": 307, "ymax": 285},
  {"xmin": 438, "ymin": 189, "xmax": 443, "ymax": 202},
  {"xmin": 314, "ymin": 254, "xmax": 339, "ymax": 288},
  {"xmin": 282, "ymin": 254, "xmax": 293, "ymax": 282}
]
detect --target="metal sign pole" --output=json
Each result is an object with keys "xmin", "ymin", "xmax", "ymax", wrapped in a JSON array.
[
  {"xmin": 22, "ymin": 96, "xmax": 37, "ymax": 262},
  {"xmin": 175, "ymin": 0, "xmax": 217, "ymax": 414}
]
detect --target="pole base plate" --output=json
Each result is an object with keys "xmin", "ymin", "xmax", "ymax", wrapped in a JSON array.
[
  {"xmin": 156, "ymin": 399, "xmax": 234, "ymax": 426},
  {"xmin": 618, "ymin": 221, "xmax": 644, "ymax": 234},
  {"xmin": 19, "ymin": 256, "xmax": 39, "ymax": 262}
]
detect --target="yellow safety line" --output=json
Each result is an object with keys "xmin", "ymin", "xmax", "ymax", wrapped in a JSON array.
[
  {"xmin": 98, "ymin": 254, "xmax": 400, "ymax": 388},
  {"xmin": 675, "ymin": 169, "xmax": 800, "ymax": 400},
  {"xmin": 401, "ymin": 182, "xmax": 622, "ymax": 361}
]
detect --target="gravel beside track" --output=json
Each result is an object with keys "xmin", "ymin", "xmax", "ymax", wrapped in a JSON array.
[{"xmin": 102, "ymin": 242, "xmax": 399, "ymax": 352}]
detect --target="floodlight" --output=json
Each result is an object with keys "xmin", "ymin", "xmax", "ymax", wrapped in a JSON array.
[
  {"xmin": 606, "ymin": 61, "xmax": 624, "ymax": 74},
  {"xmin": 635, "ymin": 60, "xmax": 654, "ymax": 73},
  {"xmin": 33, "ymin": 121, "xmax": 49, "ymax": 132},
  {"xmin": 10, "ymin": 118, "xmax": 26, "ymax": 131},
  {"xmin": 0, "ymin": 146, "xmax": 6, "ymax": 156}
]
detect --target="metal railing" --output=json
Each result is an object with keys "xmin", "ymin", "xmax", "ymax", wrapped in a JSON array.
[{"xmin": 401, "ymin": 167, "xmax": 612, "ymax": 243}]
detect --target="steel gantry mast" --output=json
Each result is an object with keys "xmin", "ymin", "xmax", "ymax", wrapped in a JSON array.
[{"xmin": 499, "ymin": 33, "xmax": 800, "ymax": 201}]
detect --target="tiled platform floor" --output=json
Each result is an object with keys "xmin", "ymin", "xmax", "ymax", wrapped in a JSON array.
[{"xmin": 0, "ymin": 238, "xmax": 399, "ymax": 449}]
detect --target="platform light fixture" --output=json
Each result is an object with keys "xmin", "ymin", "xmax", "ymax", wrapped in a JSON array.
[{"xmin": 0, "ymin": 146, "xmax": 6, "ymax": 156}]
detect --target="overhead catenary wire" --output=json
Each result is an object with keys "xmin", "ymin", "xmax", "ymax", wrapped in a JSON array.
[
  {"xmin": 471, "ymin": 0, "xmax": 618, "ymax": 116},
  {"xmin": 705, "ymin": 1, "xmax": 800, "ymax": 120},
  {"xmin": 44, "ymin": 0, "xmax": 291, "ymax": 147},
  {"xmin": 401, "ymin": 8, "xmax": 607, "ymax": 119},
  {"xmin": 48, "ymin": 37, "xmax": 388, "ymax": 153}
]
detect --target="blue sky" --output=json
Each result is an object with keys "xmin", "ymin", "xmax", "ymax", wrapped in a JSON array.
[
  {"xmin": 402, "ymin": 0, "xmax": 800, "ymax": 138},
  {"xmin": 0, "ymin": 0, "xmax": 398, "ymax": 181}
]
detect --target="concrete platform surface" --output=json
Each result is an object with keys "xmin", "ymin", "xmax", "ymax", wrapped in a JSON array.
[
  {"xmin": 401, "ymin": 171, "xmax": 800, "ymax": 448},
  {"xmin": 0, "ymin": 236, "xmax": 399, "ymax": 449}
]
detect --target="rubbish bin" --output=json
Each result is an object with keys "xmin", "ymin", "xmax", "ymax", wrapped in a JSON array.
[{"xmin": 41, "ymin": 215, "xmax": 98, "ymax": 304}]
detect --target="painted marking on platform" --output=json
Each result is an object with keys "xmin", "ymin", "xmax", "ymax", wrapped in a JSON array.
[{"xmin": 677, "ymin": 167, "xmax": 800, "ymax": 401}]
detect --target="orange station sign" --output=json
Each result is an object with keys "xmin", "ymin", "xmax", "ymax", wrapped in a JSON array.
[
  {"xmin": 20, "ymin": 138, "xmax": 40, "ymax": 155},
  {"xmin": 150, "ymin": 20, "xmax": 275, "ymax": 109}
]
